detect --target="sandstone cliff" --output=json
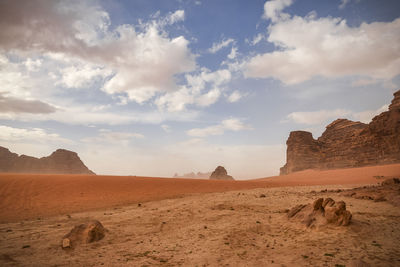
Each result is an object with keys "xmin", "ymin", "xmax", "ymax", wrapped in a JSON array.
[
  {"xmin": 280, "ymin": 90, "xmax": 400, "ymax": 175},
  {"xmin": 0, "ymin": 146, "xmax": 95, "ymax": 174}
]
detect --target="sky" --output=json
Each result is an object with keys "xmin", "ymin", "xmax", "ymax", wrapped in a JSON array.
[{"xmin": 0, "ymin": 0, "xmax": 399, "ymax": 179}]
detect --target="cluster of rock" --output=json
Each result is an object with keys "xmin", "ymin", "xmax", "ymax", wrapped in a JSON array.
[
  {"xmin": 280, "ymin": 90, "xmax": 400, "ymax": 175},
  {"xmin": 209, "ymin": 166, "xmax": 234, "ymax": 180},
  {"xmin": 341, "ymin": 178, "xmax": 400, "ymax": 207},
  {"xmin": 0, "ymin": 146, "xmax": 94, "ymax": 174},
  {"xmin": 62, "ymin": 220, "xmax": 105, "ymax": 249},
  {"xmin": 287, "ymin": 198, "xmax": 352, "ymax": 227}
]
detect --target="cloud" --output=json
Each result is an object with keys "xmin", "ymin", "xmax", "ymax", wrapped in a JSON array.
[
  {"xmin": 0, "ymin": 93, "xmax": 57, "ymax": 114},
  {"xmin": 0, "ymin": 1, "xmax": 196, "ymax": 104},
  {"xmin": 208, "ymin": 38, "xmax": 234, "ymax": 53},
  {"xmin": 161, "ymin": 124, "xmax": 171, "ymax": 133},
  {"xmin": 227, "ymin": 90, "xmax": 244, "ymax": 103},
  {"xmin": 286, "ymin": 109, "xmax": 351, "ymax": 125},
  {"xmin": 186, "ymin": 118, "xmax": 251, "ymax": 137},
  {"xmin": 352, "ymin": 104, "xmax": 388, "ymax": 123},
  {"xmin": 263, "ymin": 0, "xmax": 293, "ymax": 22},
  {"xmin": 82, "ymin": 130, "xmax": 144, "ymax": 145},
  {"xmin": 156, "ymin": 68, "xmax": 231, "ymax": 111},
  {"xmin": 286, "ymin": 105, "xmax": 389, "ymax": 125},
  {"xmin": 246, "ymin": 10, "xmax": 400, "ymax": 84},
  {"xmin": 0, "ymin": 125, "xmax": 70, "ymax": 143},
  {"xmin": 59, "ymin": 63, "xmax": 112, "ymax": 88},
  {"xmin": 339, "ymin": 0, "xmax": 350, "ymax": 9},
  {"xmin": 227, "ymin": 46, "xmax": 238, "ymax": 59}
]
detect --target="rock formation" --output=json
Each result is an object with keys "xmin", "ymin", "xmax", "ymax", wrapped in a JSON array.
[
  {"xmin": 209, "ymin": 166, "xmax": 234, "ymax": 180},
  {"xmin": 0, "ymin": 146, "xmax": 95, "ymax": 174},
  {"xmin": 341, "ymin": 178, "xmax": 400, "ymax": 207},
  {"xmin": 287, "ymin": 198, "xmax": 352, "ymax": 227},
  {"xmin": 280, "ymin": 90, "xmax": 400, "ymax": 175},
  {"xmin": 62, "ymin": 220, "xmax": 105, "ymax": 249}
]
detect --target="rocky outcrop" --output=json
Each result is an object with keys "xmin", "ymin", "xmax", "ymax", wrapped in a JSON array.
[
  {"xmin": 287, "ymin": 198, "xmax": 352, "ymax": 227},
  {"xmin": 62, "ymin": 220, "xmax": 105, "ymax": 249},
  {"xmin": 280, "ymin": 90, "xmax": 400, "ymax": 175},
  {"xmin": 0, "ymin": 146, "xmax": 95, "ymax": 174},
  {"xmin": 209, "ymin": 166, "xmax": 234, "ymax": 180},
  {"xmin": 341, "ymin": 178, "xmax": 400, "ymax": 207}
]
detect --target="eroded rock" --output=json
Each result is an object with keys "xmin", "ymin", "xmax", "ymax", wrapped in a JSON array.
[
  {"xmin": 280, "ymin": 90, "xmax": 400, "ymax": 175},
  {"xmin": 62, "ymin": 220, "xmax": 105, "ymax": 249},
  {"xmin": 287, "ymin": 198, "xmax": 352, "ymax": 227}
]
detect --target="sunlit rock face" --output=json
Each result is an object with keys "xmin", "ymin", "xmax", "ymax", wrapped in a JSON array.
[
  {"xmin": 0, "ymin": 147, "xmax": 95, "ymax": 174},
  {"xmin": 280, "ymin": 90, "xmax": 400, "ymax": 175}
]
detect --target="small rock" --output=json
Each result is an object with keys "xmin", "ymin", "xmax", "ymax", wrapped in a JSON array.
[{"xmin": 62, "ymin": 220, "xmax": 105, "ymax": 249}]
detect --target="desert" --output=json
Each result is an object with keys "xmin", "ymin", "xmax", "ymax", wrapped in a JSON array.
[
  {"xmin": 1, "ymin": 1, "xmax": 400, "ymax": 266},
  {"xmin": 1, "ymin": 164, "xmax": 400, "ymax": 266}
]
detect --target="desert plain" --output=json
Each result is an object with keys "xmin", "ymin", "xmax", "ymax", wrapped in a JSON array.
[{"xmin": 0, "ymin": 164, "xmax": 399, "ymax": 266}]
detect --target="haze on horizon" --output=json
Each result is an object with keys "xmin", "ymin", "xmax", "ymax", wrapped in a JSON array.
[{"xmin": 0, "ymin": 0, "xmax": 399, "ymax": 179}]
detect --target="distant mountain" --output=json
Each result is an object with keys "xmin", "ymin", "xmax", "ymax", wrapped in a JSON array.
[
  {"xmin": 209, "ymin": 166, "xmax": 234, "ymax": 180},
  {"xmin": 280, "ymin": 89, "xmax": 400, "ymax": 175},
  {"xmin": 0, "ymin": 146, "xmax": 95, "ymax": 174}
]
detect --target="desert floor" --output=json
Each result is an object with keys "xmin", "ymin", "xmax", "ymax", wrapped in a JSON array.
[{"xmin": 0, "ymin": 164, "xmax": 399, "ymax": 266}]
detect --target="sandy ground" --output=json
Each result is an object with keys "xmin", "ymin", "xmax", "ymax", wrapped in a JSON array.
[
  {"xmin": 0, "ymin": 163, "xmax": 399, "ymax": 223},
  {"xmin": 0, "ymin": 164, "xmax": 399, "ymax": 266}
]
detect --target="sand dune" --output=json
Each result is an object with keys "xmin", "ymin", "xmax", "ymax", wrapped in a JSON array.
[{"xmin": 0, "ymin": 163, "xmax": 399, "ymax": 223}]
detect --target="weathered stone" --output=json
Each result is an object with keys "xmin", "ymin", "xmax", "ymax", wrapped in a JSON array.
[
  {"xmin": 62, "ymin": 220, "xmax": 105, "ymax": 249},
  {"xmin": 287, "ymin": 204, "xmax": 307, "ymax": 218},
  {"xmin": 209, "ymin": 166, "xmax": 234, "ymax": 180},
  {"xmin": 0, "ymin": 146, "xmax": 94, "ymax": 174},
  {"xmin": 288, "ymin": 198, "xmax": 352, "ymax": 227},
  {"xmin": 312, "ymin": 198, "xmax": 324, "ymax": 210},
  {"xmin": 280, "ymin": 90, "xmax": 400, "ymax": 175},
  {"xmin": 322, "ymin": 198, "xmax": 335, "ymax": 208}
]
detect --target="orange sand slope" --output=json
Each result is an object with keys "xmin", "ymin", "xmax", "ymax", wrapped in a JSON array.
[{"xmin": 0, "ymin": 163, "xmax": 399, "ymax": 222}]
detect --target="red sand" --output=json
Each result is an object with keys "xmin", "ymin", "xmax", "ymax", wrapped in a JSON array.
[{"xmin": 0, "ymin": 164, "xmax": 399, "ymax": 222}]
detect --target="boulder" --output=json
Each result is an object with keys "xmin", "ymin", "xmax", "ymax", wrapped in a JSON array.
[
  {"xmin": 209, "ymin": 166, "xmax": 234, "ymax": 180},
  {"xmin": 287, "ymin": 198, "xmax": 352, "ymax": 227},
  {"xmin": 62, "ymin": 220, "xmax": 105, "ymax": 249},
  {"xmin": 280, "ymin": 90, "xmax": 400, "ymax": 175}
]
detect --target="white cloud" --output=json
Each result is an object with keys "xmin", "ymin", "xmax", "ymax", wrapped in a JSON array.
[
  {"xmin": 227, "ymin": 90, "xmax": 244, "ymax": 103},
  {"xmin": 339, "ymin": 0, "xmax": 350, "ymax": 9},
  {"xmin": 186, "ymin": 118, "xmax": 251, "ymax": 137},
  {"xmin": 251, "ymin": 33, "xmax": 265, "ymax": 45},
  {"xmin": 286, "ymin": 109, "xmax": 351, "ymax": 125},
  {"xmin": 351, "ymin": 77, "xmax": 379, "ymax": 87},
  {"xmin": 352, "ymin": 104, "xmax": 388, "ymax": 123},
  {"xmin": 82, "ymin": 130, "xmax": 144, "ymax": 145},
  {"xmin": 286, "ymin": 105, "xmax": 390, "ymax": 125},
  {"xmin": 263, "ymin": 0, "xmax": 293, "ymax": 22},
  {"xmin": 166, "ymin": 10, "xmax": 185, "ymax": 25},
  {"xmin": 196, "ymin": 88, "xmax": 221, "ymax": 107},
  {"xmin": 246, "ymin": 11, "xmax": 400, "ymax": 84},
  {"xmin": 208, "ymin": 38, "xmax": 234, "ymax": 53},
  {"xmin": 0, "ymin": 125, "xmax": 70, "ymax": 144},
  {"xmin": 0, "ymin": 1, "xmax": 196, "ymax": 104},
  {"xmin": 24, "ymin": 58, "xmax": 42, "ymax": 72},
  {"xmin": 161, "ymin": 124, "xmax": 171, "ymax": 133},
  {"xmin": 227, "ymin": 46, "xmax": 238, "ymax": 59},
  {"xmin": 156, "ymin": 68, "xmax": 231, "ymax": 111},
  {"xmin": 59, "ymin": 63, "xmax": 112, "ymax": 88}
]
